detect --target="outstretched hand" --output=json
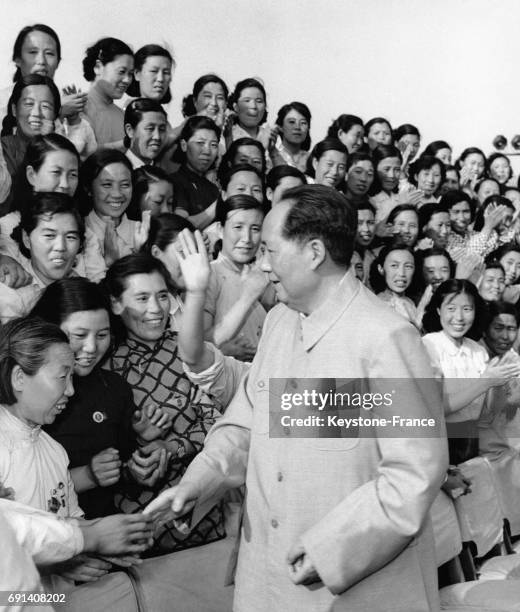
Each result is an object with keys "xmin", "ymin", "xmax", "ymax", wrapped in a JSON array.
[{"xmin": 174, "ymin": 229, "xmax": 211, "ymax": 293}]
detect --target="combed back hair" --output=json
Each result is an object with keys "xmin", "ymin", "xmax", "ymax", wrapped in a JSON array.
[
  {"xmin": 182, "ymin": 74, "xmax": 228, "ymax": 118},
  {"xmin": 78, "ymin": 148, "xmax": 133, "ymax": 216},
  {"xmin": 219, "ymin": 162, "xmax": 265, "ymax": 192},
  {"xmin": 12, "ymin": 24, "xmax": 61, "ymax": 82},
  {"xmin": 123, "ymin": 98, "xmax": 166, "ymax": 148},
  {"xmin": 365, "ymin": 116, "xmax": 392, "ymax": 135},
  {"xmin": 422, "ymin": 140, "xmax": 451, "ymax": 158},
  {"xmin": 266, "ymin": 165, "xmax": 306, "ymax": 191},
  {"xmin": 228, "ymin": 77, "xmax": 268, "ymax": 123},
  {"xmin": 126, "ymin": 44, "xmax": 174, "ymax": 103},
  {"xmin": 218, "ymin": 137, "xmax": 266, "ymax": 183},
  {"xmin": 327, "ymin": 114, "xmax": 363, "ymax": 139},
  {"xmin": 279, "ymin": 184, "xmax": 356, "ymax": 268},
  {"xmin": 486, "ymin": 300, "xmax": 520, "ymax": 326},
  {"xmin": 215, "ymin": 194, "xmax": 266, "ymax": 226},
  {"xmin": 418, "ymin": 203, "xmax": 449, "ymax": 233},
  {"xmin": 409, "ymin": 155, "xmax": 446, "ymax": 187},
  {"xmin": 0, "ymin": 317, "xmax": 69, "ymax": 405},
  {"xmin": 439, "ymin": 189, "xmax": 474, "ymax": 216},
  {"xmin": 275, "ymin": 102, "xmax": 312, "ymax": 150},
  {"xmin": 30, "ymin": 277, "xmax": 111, "ymax": 327},
  {"xmin": 127, "ymin": 166, "xmax": 173, "ymax": 221},
  {"xmin": 346, "ymin": 151, "xmax": 373, "ymax": 172},
  {"xmin": 2, "ymin": 74, "xmax": 61, "ymax": 136},
  {"xmin": 83, "ymin": 37, "xmax": 133, "ymax": 81},
  {"xmin": 13, "ymin": 192, "xmax": 84, "ymax": 258},
  {"xmin": 393, "ymin": 123, "xmax": 420, "ymax": 141},
  {"xmin": 141, "ymin": 213, "xmax": 195, "ymax": 253},
  {"xmin": 422, "ymin": 279, "xmax": 487, "ymax": 340},
  {"xmin": 306, "ymin": 138, "xmax": 348, "ymax": 177},
  {"xmin": 104, "ymin": 253, "xmax": 171, "ymax": 300}
]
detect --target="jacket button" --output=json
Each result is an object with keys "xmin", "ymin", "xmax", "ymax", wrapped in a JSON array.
[{"xmin": 271, "ymin": 519, "xmax": 279, "ymax": 528}]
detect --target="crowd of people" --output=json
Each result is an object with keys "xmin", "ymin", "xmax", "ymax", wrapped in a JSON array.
[{"xmin": 1, "ymin": 21, "xmax": 520, "ymax": 612}]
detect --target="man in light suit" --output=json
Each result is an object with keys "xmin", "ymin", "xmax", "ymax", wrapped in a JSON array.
[{"xmin": 148, "ymin": 185, "xmax": 448, "ymax": 611}]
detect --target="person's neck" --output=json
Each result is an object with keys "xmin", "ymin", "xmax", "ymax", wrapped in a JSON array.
[
  {"xmin": 128, "ymin": 330, "xmax": 162, "ymax": 348},
  {"xmin": 443, "ymin": 329, "xmax": 463, "ymax": 347},
  {"xmin": 94, "ymin": 209, "xmax": 122, "ymax": 227},
  {"xmin": 31, "ymin": 261, "xmax": 55, "ymax": 286},
  {"xmin": 92, "ymin": 80, "xmax": 113, "ymax": 105},
  {"xmin": 282, "ymin": 138, "xmax": 301, "ymax": 156},
  {"xmin": 185, "ymin": 161, "xmax": 204, "ymax": 177},
  {"xmin": 4, "ymin": 404, "xmax": 38, "ymax": 429},
  {"xmin": 239, "ymin": 123, "xmax": 259, "ymax": 138},
  {"xmin": 294, "ymin": 269, "xmax": 346, "ymax": 316}
]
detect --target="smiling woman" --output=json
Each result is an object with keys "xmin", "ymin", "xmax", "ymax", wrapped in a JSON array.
[{"xmin": 123, "ymin": 98, "xmax": 168, "ymax": 168}]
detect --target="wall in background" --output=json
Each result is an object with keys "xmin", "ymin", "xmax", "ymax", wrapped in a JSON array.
[{"xmin": 1, "ymin": 0, "xmax": 517, "ymax": 160}]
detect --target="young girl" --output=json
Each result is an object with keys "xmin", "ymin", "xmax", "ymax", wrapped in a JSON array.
[
  {"xmin": 408, "ymin": 155, "xmax": 445, "ymax": 204},
  {"xmin": 486, "ymin": 153, "xmax": 513, "ymax": 190},
  {"xmin": 369, "ymin": 244, "xmax": 418, "ymax": 325},
  {"xmin": 30, "ymin": 278, "xmax": 169, "ymax": 518},
  {"xmin": 422, "ymin": 279, "xmax": 520, "ymax": 464},
  {"xmin": 204, "ymin": 194, "xmax": 270, "ymax": 360},
  {"xmin": 271, "ymin": 101, "xmax": 311, "ymax": 172},
  {"xmin": 126, "ymin": 166, "xmax": 173, "ymax": 221},
  {"xmin": 171, "ymin": 116, "xmax": 221, "ymax": 229},
  {"xmin": 83, "ymin": 37, "xmax": 134, "ymax": 146},
  {"xmin": 306, "ymin": 138, "xmax": 347, "ymax": 190},
  {"xmin": 79, "ymin": 148, "xmax": 140, "ymax": 269},
  {"xmin": 327, "ymin": 114, "xmax": 364, "ymax": 154},
  {"xmin": 123, "ymin": 98, "xmax": 168, "ymax": 168},
  {"xmin": 0, "ymin": 192, "xmax": 83, "ymax": 321}
]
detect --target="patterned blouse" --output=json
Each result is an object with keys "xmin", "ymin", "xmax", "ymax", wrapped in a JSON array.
[{"xmin": 109, "ymin": 329, "xmax": 225, "ymax": 553}]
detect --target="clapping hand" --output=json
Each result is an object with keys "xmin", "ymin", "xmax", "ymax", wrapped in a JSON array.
[{"xmin": 132, "ymin": 403, "xmax": 173, "ymax": 441}]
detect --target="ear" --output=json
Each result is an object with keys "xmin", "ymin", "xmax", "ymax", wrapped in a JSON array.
[
  {"xmin": 110, "ymin": 295, "xmax": 123, "ymax": 316},
  {"xmin": 377, "ymin": 264, "xmax": 384, "ymax": 276},
  {"xmin": 94, "ymin": 59, "xmax": 103, "ymax": 78},
  {"xmin": 337, "ymin": 128, "xmax": 345, "ymax": 142},
  {"xmin": 134, "ymin": 68, "xmax": 141, "ymax": 82},
  {"xmin": 216, "ymin": 221, "xmax": 223, "ymax": 240},
  {"xmin": 312, "ymin": 157, "xmax": 318, "ymax": 172},
  {"xmin": 124, "ymin": 123, "xmax": 135, "ymax": 140},
  {"xmin": 233, "ymin": 101, "xmax": 239, "ymax": 114},
  {"xmin": 11, "ymin": 364, "xmax": 25, "ymax": 394},
  {"xmin": 436, "ymin": 307, "xmax": 441, "ymax": 317},
  {"xmin": 11, "ymin": 102, "xmax": 17, "ymax": 120},
  {"xmin": 180, "ymin": 139, "xmax": 187, "ymax": 153},
  {"xmin": 306, "ymin": 238, "xmax": 326, "ymax": 270},
  {"xmin": 266, "ymin": 187, "xmax": 273, "ymax": 202},
  {"xmin": 26, "ymin": 165, "xmax": 36, "ymax": 187},
  {"xmin": 150, "ymin": 244, "xmax": 161, "ymax": 259},
  {"xmin": 22, "ymin": 229, "xmax": 31, "ymax": 252}
]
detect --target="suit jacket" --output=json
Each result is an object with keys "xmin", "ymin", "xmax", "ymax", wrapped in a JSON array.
[{"xmin": 182, "ymin": 270, "xmax": 448, "ymax": 612}]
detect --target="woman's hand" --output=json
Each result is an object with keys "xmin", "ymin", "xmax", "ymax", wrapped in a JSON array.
[
  {"xmin": 455, "ymin": 253, "xmax": 482, "ymax": 281},
  {"xmin": 397, "ymin": 189, "xmax": 423, "ymax": 207},
  {"xmin": 132, "ymin": 403, "xmax": 172, "ymax": 441},
  {"xmin": 416, "ymin": 237, "xmax": 434, "ymax": 251},
  {"xmin": 82, "ymin": 513, "xmax": 154, "ymax": 555},
  {"xmin": 174, "ymin": 229, "xmax": 211, "ymax": 293},
  {"xmin": 220, "ymin": 334, "xmax": 257, "ymax": 361},
  {"xmin": 56, "ymin": 554, "xmax": 112, "ymax": 583},
  {"xmin": 89, "ymin": 448, "xmax": 122, "ymax": 487},
  {"xmin": 134, "ymin": 210, "xmax": 151, "ymax": 251},
  {"xmin": 483, "ymin": 203, "xmax": 508, "ymax": 232},
  {"xmin": 482, "ymin": 354, "xmax": 520, "ymax": 387},
  {"xmin": 61, "ymin": 85, "xmax": 88, "ymax": 118},
  {"xmin": 127, "ymin": 444, "xmax": 170, "ymax": 488},
  {"xmin": 103, "ymin": 217, "xmax": 121, "ymax": 267}
]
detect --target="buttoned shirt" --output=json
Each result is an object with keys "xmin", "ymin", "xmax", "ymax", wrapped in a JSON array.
[
  {"xmin": 180, "ymin": 270, "xmax": 447, "ymax": 612},
  {"xmin": 85, "ymin": 210, "xmax": 137, "ymax": 261}
]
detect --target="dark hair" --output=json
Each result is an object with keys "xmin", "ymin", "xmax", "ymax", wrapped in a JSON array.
[
  {"xmin": 416, "ymin": 247, "xmax": 456, "ymax": 279},
  {"xmin": 215, "ymin": 193, "xmax": 267, "ymax": 226},
  {"xmin": 0, "ymin": 317, "xmax": 69, "ymax": 405},
  {"xmin": 78, "ymin": 148, "xmax": 133, "ymax": 216},
  {"xmin": 83, "ymin": 37, "xmax": 133, "ymax": 81},
  {"xmin": 409, "ymin": 155, "xmax": 446, "ymax": 187},
  {"xmin": 393, "ymin": 123, "xmax": 420, "ymax": 141},
  {"xmin": 346, "ymin": 151, "xmax": 373, "ymax": 172},
  {"xmin": 444, "ymin": 165, "xmax": 460, "ymax": 180},
  {"xmin": 369, "ymin": 243, "xmax": 415, "ymax": 294},
  {"xmin": 486, "ymin": 243, "xmax": 520, "ymax": 279},
  {"xmin": 218, "ymin": 137, "xmax": 266, "ymax": 183},
  {"xmin": 30, "ymin": 277, "xmax": 111, "ymax": 326},
  {"xmin": 1, "ymin": 74, "xmax": 60, "ymax": 136},
  {"xmin": 228, "ymin": 77, "xmax": 268, "ymax": 124},
  {"xmin": 418, "ymin": 203, "xmax": 449, "ymax": 234},
  {"xmin": 327, "ymin": 114, "xmax": 363, "ymax": 140},
  {"xmin": 422, "ymin": 279, "xmax": 487, "ymax": 340},
  {"xmin": 440, "ymin": 189, "xmax": 475, "ymax": 222},
  {"xmin": 182, "ymin": 74, "xmax": 228, "ymax": 118},
  {"xmin": 306, "ymin": 138, "xmax": 348, "ymax": 178},
  {"xmin": 12, "ymin": 133, "xmax": 80, "ymax": 210},
  {"xmin": 13, "ymin": 191, "xmax": 84, "ymax": 258},
  {"xmin": 473, "ymin": 195, "xmax": 514, "ymax": 232},
  {"xmin": 486, "ymin": 300, "xmax": 520, "ymax": 327},
  {"xmin": 220, "ymin": 162, "xmax": 265, "ymax": 193},
  {"xmin": 12, "ymin": 24, "xmax": 61, "ymax": 83},
  {"xmin": 357, "ymin": 201, "xmax": 377, "ymax": 217},
  {"xmin": 275, "ymin": 102, "xmax": 312, "ymax": 150},
  {"xmin": 456, "ymin": 147, "xmax": 486, "ymax": 172},
  {"xmin": 123, "ymin": 97, "xmax": 166, "ymax": 148},
  {"xmin": 126, "ymin": 44, "xmax": 174, "ymax": 103},
  {"xmin": 422, "ymin": 140, "xmax": 451, "ymax": 158},
  {"xmin": 141, "ymin": 213, "xmax": 194, "ymax": 253},
  {"xmin": 173, "ymin": 116, "xmax": 221, "ymax": 165},
  {"xmin": 482, "ymin": 259, "xmax": 505, "ymax": 276},
  {"xmin": 387, "ymin": 203, "xmax": 419, "ymax": 226},
  {"xmin": 265, "ymin": 165, "xmax": 306, "ymax": 192},
  {"xmin": 475, "ymin": 177, "xmax": 500, "ymax": 200},
  {"xmin": 369, "ymin": 144, "xmax": 402, "ymax": 195},
  {"xmin": 279, "ymin": 185, "xmax": 356, "ymax": 268},
  {"xmin": 126, "ymin": 166, "xmax": 173, "ymax": 221},
  {"xmin": 364, "ymin": 117, "xmax": 392, "ymax": 142},
  {"xmin": 486, "ymin": 153, "xmax": 512, "ymax": 184}
]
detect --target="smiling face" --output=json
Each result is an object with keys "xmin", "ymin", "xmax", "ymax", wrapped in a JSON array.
[
  {"xmin": 26, "ymin": 212, "xmax": 81, "ymax": 285},
  {"xmin": 379, "ymin": 249, "xmax": 414, "ymax": 295},
  {"xmin": 194, "ymin": 81, "xmax": 227, "ymax": 120},
  {"xmin": 182, "ymin": 128, "xmax": 219, "ymax": 175},
  {"xmin": 391, "ymin": 210, "xmax": 419, "ymax": 247},
  {"xmin": 338, "ymin": 124, "xmax": 364, "ymax": 153},
  {"xmin": 461, "ymin": 152, "xmax": 485, "ymax": 179},
  {"xmin": 27, "ymin": 150, "xmax": 79, "ymax": 196},
  {"xmin": 313, "ymin": 150, "xmax": 347, "ymax": 188},
  {"xmin": 479, "ymin": 268, "xmax": 505, "ymax": 302},
  {"xmin": 12, "ymin": 342, "xmax": 74, "ymax": 427},
  {"xmin": 489, "ymin": 157, "xmax": 511, "ymax": 185},
  {"xmin": 500, "ymin": 251, "xmax": 520, "ymax": 286},
  {"xmin": 126, "ymin": 111, "xmax": 167, "ymax": 162},
  {"xmin": 61, "ymin": 309, "xmax": 111, "ymax": 376},
  {"xmin": 140, "ymin": 179, "xmax": 173, "ymax": 216},
  {"xmin": 367, "ymin": 122, "xmax": 392, "ymax": 149},
  {"xmin": 438, "ymin": 292, "xmax": 475, "ymax": 341},
  {"xmin": 424, "ymin": 211, "xmax": 450, "ymax": 248},
  {"xmin": 449, "ymin": 200, "xmax": 472, "ymax": 234},
  {"xmin": 376, "ymin": 156, "xmax": 401, "ymax": 193},
  {"xmin": 15, "ymin": 30, "xmax": 59, "ymax": 79},
  {"xmin": 221, "ymin": 207, "xmax": 264, "ymax": 266},
  {"xmin": 397, "ymin": 134, "xmax": 420, "ymax": 161},
  {"xmin": 280, "ymin": 109, "xmax": 309, "ymax": 148},
  {"xmin": 435, "ymin": 148, "xmax": 452, "ymax": 165},
  {"xmin": 422, "ymin": 255, "xmax": 451, "ymax": 291},
  {"xmin": 234, "ymin": 86, "xmax": 266, "ymax": 129},
  {"xmin": 356, "ymin": 209, "xmax": 375, "ymax": 247},
  {"xmin": 14, "ymin": 84, "xmax": 56, "ymax": 137},
  {"xmin": 224, "ymin": 170, "xmax": 263, "ymax": 202},
  {"xmin": 346, "ymin": 160, "xmax": 374, "ymax": 196},
  {"xmin": 95, "ymin": 54, "xmax": 134, "ymax": 100},
  {"xmin": 112, "ymin": 271, "xmax": 170, "ymax": 345},
  {"xmin": 416, "ymin": 164, "xmax": 442, "ymax": 197},
  {"xmin": 91, "ymin": 163, "xmax": 132, "ymax": 221},
  {"xmin": 484, "ymin": 313, "xmax": 518, "ymax": 356},
  {"xmin": 135, "ymin": 55, "xmax": 172, "ymax": 101}
]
